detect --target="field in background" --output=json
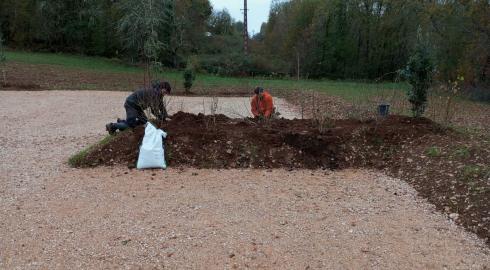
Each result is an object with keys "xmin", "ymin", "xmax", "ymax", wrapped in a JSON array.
[
  {"xmin": 2, "ymin": 51, "xmax": 489, "ymax": 133},
  {"xmin": 4, "ymin": 51, "xmax": 406, "ymax": 100}
]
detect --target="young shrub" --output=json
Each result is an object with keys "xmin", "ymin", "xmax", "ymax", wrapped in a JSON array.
[
  {"xmin": 460, "ymin": 165, "xmax": 487, "ymax": 183},
  {"xmin": 400, "ymin": 30, "xmax": 435, "ymax": 118},
  {"xmin": 443, "ymin": 76, "xmax": 464, "ymax": 124},
  {"xmin": 315, "ymin": 111, "xmax": 335, "ymax": 134},
  {"xmin": 118, "ymin": 0, "xmax": 171, "ymax": 87},
  {"xmin": 453, "ymin": 146, "xmax": 470, "ymax": 159},
  {"xmin": 426, "ymin": 146, "xmax": 442, "ymax": 157},
  {"xmin": 209, "ymin": 96, "xmax": 219, "ymax": 129},
  {"xmin": 183, "ymin": 67, "xmax": 195, "ymax": 94}
]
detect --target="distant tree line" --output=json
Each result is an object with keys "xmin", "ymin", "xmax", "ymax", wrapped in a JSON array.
[
  {"xmin": 253, "ymin": 1, "xmax": 488, "ymax": 92},
  {"xmin": 0, "ymin": 0, "xmax": 488, "ymax": 97},
  {"xmin": 0, "ymin": 0, "xmax": 221, "ymax": 67}
]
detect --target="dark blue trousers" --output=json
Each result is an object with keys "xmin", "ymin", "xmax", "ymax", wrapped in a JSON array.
[{"xmin": 114, "ymin": 101, "xmax": 148, "ymax": 131}]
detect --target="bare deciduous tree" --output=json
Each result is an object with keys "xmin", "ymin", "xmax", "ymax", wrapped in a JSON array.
[{"xmin": 118, "ymin": 0, "xmax": 172, "ymax": 87}]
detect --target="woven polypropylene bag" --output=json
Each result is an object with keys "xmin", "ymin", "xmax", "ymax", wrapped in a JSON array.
[{"xmin": 137, "ymin": 123, "xmax": 167, "ymax": 169}]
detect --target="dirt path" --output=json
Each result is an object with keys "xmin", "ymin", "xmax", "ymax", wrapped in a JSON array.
[{"xmin": 1, "ymin": 91, "xmax": 489, "ymax": 269}]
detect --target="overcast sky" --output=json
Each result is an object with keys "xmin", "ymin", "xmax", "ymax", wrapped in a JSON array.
[{"xmin": 209, "ymin": 0, "xmax": 273, "ymax": 35}]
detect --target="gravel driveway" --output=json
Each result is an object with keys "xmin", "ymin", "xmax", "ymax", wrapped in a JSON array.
[{"xmin": 1, "ymin": 91, "xmax": 489, "ymax": 269}]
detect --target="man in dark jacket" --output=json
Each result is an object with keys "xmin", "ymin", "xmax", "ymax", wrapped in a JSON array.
[{"xmin": 106, "ymin": 81, "xmax": 172, "ymax": 135}]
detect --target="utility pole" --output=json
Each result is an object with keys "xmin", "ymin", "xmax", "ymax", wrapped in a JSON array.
[{"xmin": 242, "ymin": 0, "xmax": 249, "ymax": 55}]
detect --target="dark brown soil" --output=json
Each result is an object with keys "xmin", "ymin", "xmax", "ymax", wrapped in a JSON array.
[
  {"xmin": 2, "ymin": 62, "xmax": 250, "ymax": 96},
  {"xmin": 73, "ymin": 112, "xmax": 490, "ymax": 246},
  {"xmin": 382, "ymin": 133, "xmax": 490, "ymax": 246},
  {"xmin": 77, "ymin": 112, "xmax": 439, "ymax": 170},
  {"xmin": 1, "ymin": 82, "xmax": 42, "ymax": 90}
]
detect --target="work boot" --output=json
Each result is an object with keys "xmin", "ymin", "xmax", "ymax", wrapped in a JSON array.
[{"xmin": 106, "ymin": 123, "xmax": 117, "ymax": 135}]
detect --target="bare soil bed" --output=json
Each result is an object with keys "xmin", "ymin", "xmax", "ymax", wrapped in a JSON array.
[
  {"xmin": 1, "ymin": 62, "xmax": 252, "ymax": 95},
  {"xmin": 75, "ymin": 113, "xmax": 439, "ymax": 170}
]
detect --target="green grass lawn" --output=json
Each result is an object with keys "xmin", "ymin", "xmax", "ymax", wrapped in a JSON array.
[
  {"xmin": 6, "ymin": 50, "xmax": 407, "ymax": 100},
  {"xmin": 191, "ymin": 75, "xmax": 407, "ymax": 100}
]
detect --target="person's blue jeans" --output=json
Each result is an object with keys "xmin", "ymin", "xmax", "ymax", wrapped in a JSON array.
[{"xmin": 113, "ymin": 102, "xmax": 148, "ymax": 131}]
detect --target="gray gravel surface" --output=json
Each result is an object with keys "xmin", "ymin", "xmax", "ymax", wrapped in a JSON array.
[{"xmin": 1, "ymin": 91, "xmax": 489, "ymax": 269}]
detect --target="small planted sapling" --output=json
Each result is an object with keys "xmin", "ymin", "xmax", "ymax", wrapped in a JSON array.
[{"xmin": 183, "ymin": 67, "xmax": 195, "ymax": 94}]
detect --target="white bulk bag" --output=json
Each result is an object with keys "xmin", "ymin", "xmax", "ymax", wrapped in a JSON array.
[{"xmin": 137, "ymin": 123, "xmax": 167, "ymax": 169}]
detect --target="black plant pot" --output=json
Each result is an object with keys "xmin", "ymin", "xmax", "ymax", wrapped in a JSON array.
[{"xmin": 378, "ymin": 104, "xmax": 390, "ymax": 117}]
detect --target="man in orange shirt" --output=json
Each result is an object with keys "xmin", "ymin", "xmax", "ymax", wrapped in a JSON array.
[{"xmin": 251, "ymin": 87, "xmax": 274, "ymax": 118}]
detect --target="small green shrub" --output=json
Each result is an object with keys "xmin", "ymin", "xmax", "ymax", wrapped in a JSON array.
[
  {"xmin": 400, "ymin": 29, "xmax": 435, "ymax": 118},
  {"xmin": 197, "ymin": 53, "xmax": 284, "ymax": 77},
  {"xmin": 453, "ymin": 146, "xmax": 470, "ymax": 159},
  {"xmin": 426, "ymin": 146, "xmax": 442, "ymax": 157},
  {"xmin": 460, "ymin": 165, "xmax": 489, "ymax": 182},
  {"xmin": 183, "ymin": 67, "xmax": 195, "ymax": 93}
]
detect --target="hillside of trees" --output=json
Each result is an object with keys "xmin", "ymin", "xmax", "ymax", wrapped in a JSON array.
[{"xmin": 0, "ymin": 0, "xmax": 488, "ymax": 98}]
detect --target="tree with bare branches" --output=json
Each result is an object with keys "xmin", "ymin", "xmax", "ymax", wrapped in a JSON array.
[{"xmin": 118, "ymin": 0, "xmax": 173, "ymax": 87}]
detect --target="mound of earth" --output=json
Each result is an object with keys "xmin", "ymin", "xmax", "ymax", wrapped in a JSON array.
[{"xmin": 75, "ymin": 112, "xmax": 441, "ymax": 170}]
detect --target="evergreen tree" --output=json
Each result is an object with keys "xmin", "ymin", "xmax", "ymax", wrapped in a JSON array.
[{"xmin": 401, "ymin": 30, "xmax": 435, "ymax": 118}]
